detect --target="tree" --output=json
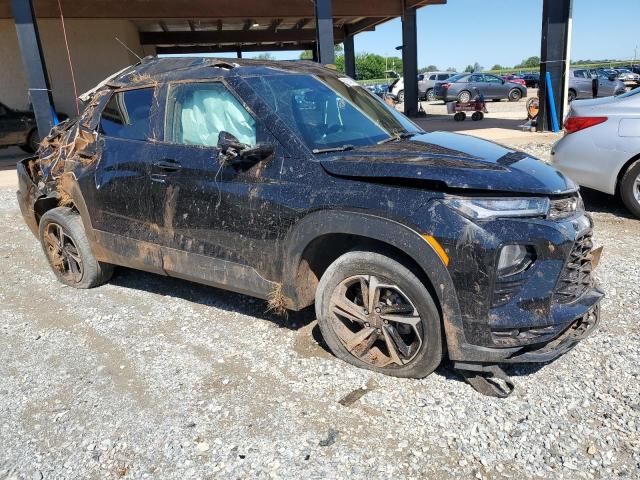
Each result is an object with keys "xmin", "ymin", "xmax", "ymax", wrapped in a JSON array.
[
  {"xmin": 254, "ymin": 52, "xmax": 275, "ymax": 61},
  {"xmin": 473, "ymin": 62, "xmax": 483, "ymax": 72},
  {"xmin": 515, "ymin": 56, "xmax": 540, "ymax": 68},
  {"xmin": 446, "ymin": 67, "xmax": 457, "ymax": 72},
  {"xmin": 419, "ymin": 65, "xmax": 438, "ymax": 73},
  {"xmin": 464, "ymin": 64, "xmax": 474, "ymax": 73},
  {"xmin": 299, "ymin": 44, "xmax": 343, "ymax": 61},
  {"xmin": 491, "ymin": 64, "xmax": 504, "ymax": 71}
]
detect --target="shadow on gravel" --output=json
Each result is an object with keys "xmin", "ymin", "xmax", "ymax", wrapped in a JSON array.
[
  {"xmin": 582, "ymin": 187, "xmax": 635, "ymax": 219},
  {"xmin": 433, "ymin": 360, "xmax": 547, "ymax": 385},
  {"xmin": 109, "ymin": 267, "xmax": 316, "ymax": 332}
]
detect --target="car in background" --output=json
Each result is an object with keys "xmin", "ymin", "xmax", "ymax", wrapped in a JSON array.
[
  {"xmin": 613, "ymin": 68, "xmax": 640, "ymax": 88},
  {"xmin": 419, "ymin": 71, "xmax": 458, "ymax": 101},
  {"xmin": 0, "ymin": 102, "xmax": 41, "ymax": 153},
  {"xmin": 434, "ymin": 73, "xmax": 527, "ymax": 103},
  {"xmin": 501, "ymin": 74, "xmax": 526, "ymax": 87},
  {"xmin": 569, "ymin": 69, "xmax": 625, "ymax": 102},
  {"xmin": 551, "ymin": 88, "xmax": 640, "ymax": 218},
  {"xmin": 522, "ymin": 73, "xmax": 540, "ymax": 88}
]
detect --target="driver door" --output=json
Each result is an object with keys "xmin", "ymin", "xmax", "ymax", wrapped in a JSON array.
[{"xmin": 157, "ymin": 81, "xmax": 283, "ymax": 290}]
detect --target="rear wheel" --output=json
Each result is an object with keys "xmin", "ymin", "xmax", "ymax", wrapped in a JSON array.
[
  {"xmin": 426, "ymin": 89, "xmax": 436, "ymax": 101},
  {"xmin": 620, "ymin": 159, "xmax": 640, "ymax": 218},
  {"xmin": 457, "ymin": 90, "xmax": 472, "ymax": 104},
  {"xmin": 508, "ymin": 88, "xmax": 523, "ymax": 102},
  {"xmin": 39, "ymin": 207, "xmax": 113, "ymax": 288},
  {"xmin": 20, "ymin": 129, "xmax": 39, "ymax": 153},
  {"xmin": 315, "ymin": 251, "xmax": 442, "ymax": 378},
  {"xmin": 568, "ymin": 89, "xmax": 577, "ymax": 103},
  {"xmin": 397, "ymin": 90, "xmax": 405, "ymax": 103}
]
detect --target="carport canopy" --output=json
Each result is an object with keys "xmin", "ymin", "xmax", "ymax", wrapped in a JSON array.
[{"xmin": 5, "ymin": 0, "xmax": 571, "ymax": 136}]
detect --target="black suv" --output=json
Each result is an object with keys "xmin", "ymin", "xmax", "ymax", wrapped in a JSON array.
[
  {"xmin": 17, "ymin": 58, "xmax": 603, "ymax": 391},
  {"xmin": 0, "ymin": 101, "xmax": 40, "ymax": 152}
]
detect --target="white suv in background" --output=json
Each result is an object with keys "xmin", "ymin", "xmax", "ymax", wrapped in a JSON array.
[{"xmin": 388, "ymin": 71, "xmax": 458, "ymax": 103}]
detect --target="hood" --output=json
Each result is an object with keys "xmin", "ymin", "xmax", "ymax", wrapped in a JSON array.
[{"xmin": 320, "ymin": 131, "xmax": 577, "ymax": 195}]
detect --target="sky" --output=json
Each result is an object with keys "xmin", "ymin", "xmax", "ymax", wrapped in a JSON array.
[{"xmin": 239, "ymin": 0, "xmax": 640, "ymax": 71}]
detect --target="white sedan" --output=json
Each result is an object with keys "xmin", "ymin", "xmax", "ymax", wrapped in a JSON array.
[{"xmin": 551, "ymin": 89, "xmax": 640, "ymax": 218}]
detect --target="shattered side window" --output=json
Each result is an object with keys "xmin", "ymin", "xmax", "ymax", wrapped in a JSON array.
[
  {"xmin": 166, "ymin": 82, "xmax": 257, "ymax": 147},
  {"xmin": 100, "ymin": 88, "xmax": 154, "ymax": 141}
]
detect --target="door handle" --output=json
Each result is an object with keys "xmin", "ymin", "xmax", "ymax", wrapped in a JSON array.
[{"xmin": 153, "ymin": 160, "xmax": 181, "ymax": 172}]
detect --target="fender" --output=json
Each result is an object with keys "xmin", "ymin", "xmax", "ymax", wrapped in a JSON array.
[{"xmin": 281, "ymin": 209, "xmax": 468, "ymax": 358}]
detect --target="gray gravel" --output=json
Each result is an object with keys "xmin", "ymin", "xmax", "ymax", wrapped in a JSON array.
[{"xmin": 0, "ymin": 176, "xmax": 639, "ymax": 479}]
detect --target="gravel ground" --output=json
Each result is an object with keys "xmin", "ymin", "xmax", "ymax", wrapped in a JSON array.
[{"xmin": 1, "ymin": 160, "xmax": 639, "ymax": 479}]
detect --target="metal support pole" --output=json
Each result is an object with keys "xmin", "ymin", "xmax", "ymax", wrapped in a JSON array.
[
  {"xmin": 314, "ymin": 0, "xmax": 335, "ymax": 65},
  {"xmin": 344, "ymin": 33, "xmax": 356, "ymax": 78},
  {"xmin": 401, "ymin": 5, "xmax": 418, "ymax": 117},
  {"xmin": 236, "ymin": 50, "xmax": 242, "ymax": 59},
  {"xmin": 11, "ymin": 0, "xmax": 55, "ymax": 139},
  {"xmin": 538, "ymin": 0, "xmax": 573, "ymax": 131}
]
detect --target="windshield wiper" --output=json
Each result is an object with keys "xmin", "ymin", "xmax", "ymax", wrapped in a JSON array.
[
  {"xmin": 312, "ymin": 145, "xmax": 355, "ymax": 154},
  {"xmin": 377, "ymin": 131, "xmax": 418, "ymax": 144}
]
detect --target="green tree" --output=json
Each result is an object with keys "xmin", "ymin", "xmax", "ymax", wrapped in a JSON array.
[
  {"xmin": 446, "ymin": 66, "xmax": 457, "ymax": 72},
  {"xmin": 419, "ymin": 65, "xmax": 439, "ymax": 73},
  {"xmin": 515, "ymin": 56, "xmax": 540, "ymax": 68},
  {"xmin": 491, "ymin": 64, "xmax": 504, "ymax": 70},
  {"xmin": 464, "ymin": 64, "xmax": 474, "ymax": 73},
  {"xmin": 254, "ymin": 52, "xmax": 275, "ymax": 60}
]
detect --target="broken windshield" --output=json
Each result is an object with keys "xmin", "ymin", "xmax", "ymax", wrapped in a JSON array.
[{"xmin": 245, "ymin": 74, "xmax": 422, "ymax": 152}]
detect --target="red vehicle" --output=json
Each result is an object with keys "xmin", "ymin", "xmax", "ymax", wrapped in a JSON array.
[{"xmin": 501, "ymin": 74, "xmax": 527, "ymax": 87}]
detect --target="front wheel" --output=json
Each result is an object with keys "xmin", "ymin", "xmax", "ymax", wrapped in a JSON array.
[
  {"xmin": 315, "ymin": 251, "xmax": 442, "ymax": 378},
  {"xmin": 39, "ymin": 207, "xmax": 114, "ymax": 288},
  {"xmin": 457, "ymin": 90, "xmax": 472, "ymax": 104},
  {"xmin": 508, "ymin": 88, "xmax": 523, "ymax": 102},
  {"xmin": 620, "ymin": 159, "xmax": 640, "ymax": 218}
]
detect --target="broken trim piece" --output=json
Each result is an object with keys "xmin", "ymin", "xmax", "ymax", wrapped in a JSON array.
[{"xmin": 454, "ymin": 362, "xmax": 515, "ymax": 398}]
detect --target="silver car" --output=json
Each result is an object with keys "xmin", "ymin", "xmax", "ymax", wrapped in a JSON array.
[
  {"xmin": 569, "ymin": 68, "xmax": 626, "ymax": 102},
  {"xmin": 418, "ymin": 71, "xmax": 458, "ymax": 101},
  {"xmin": 551, "ymin": 88, "xmax": 640, "ymax": 217}
]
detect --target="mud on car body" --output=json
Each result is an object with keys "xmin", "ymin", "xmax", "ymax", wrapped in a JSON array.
[{"xmin": 17, "ymin": 57, "xmax": 604, "ymax": 396}]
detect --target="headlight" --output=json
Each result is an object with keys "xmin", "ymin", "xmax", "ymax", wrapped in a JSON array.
[{"xmin": 443, "ymin": 197, "xmax": 550, "ymax": 220}]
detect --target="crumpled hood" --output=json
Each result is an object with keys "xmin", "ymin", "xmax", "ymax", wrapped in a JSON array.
[{"xmin": 320, "ymin": 131, "xmax": 577, "ymax": 195}]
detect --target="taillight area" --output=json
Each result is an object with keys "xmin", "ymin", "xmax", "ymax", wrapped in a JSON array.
[
  {"xmin": 441, "ymin": 83, "xmax": 451, "ymax": 90},
  {"xmin": 563, "ymin": 116, "xmax": 608, "ymax": 134}
]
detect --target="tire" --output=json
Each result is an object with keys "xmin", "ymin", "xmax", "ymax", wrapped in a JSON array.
[
  {"xmin": 457, "ymin": 90, "xmax": 472, "ymax": 104},
  {"xmin": 619, "ymin": 159, "xmax": 640, "ymax": 218},
  {"xmin": 471, "ymin": 111, "xmax": 484, "ymax": 121},
  {"xmin": 508, "ymin": 88, "xmax": 523, "ymax": 102},
  {"xmin": 20, "ymin": 129, "xmax": 39, "ymax": 153},
  {"xmin": 38, "ymin": 207, "xmax": 114, "ymax": 288},
  {"xmin": 453, "ymin": 112, "xmax": 466, "ymax": 122},
  {"xmin": 568, "ymin": 90, "xmax": 577, "ymax": 103},
  {"xmin": 426, "ymin": 89, "xmax": 436, "ymax": 101},
  {"xmin": 397, "ymin": 90, "xmax": 405, "ymax": 103},
  {"xmin": 315, "ymin": 251, "xmax": 442, "ymax": 379}
]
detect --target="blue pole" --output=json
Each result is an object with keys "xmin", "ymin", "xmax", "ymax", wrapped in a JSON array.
[{"xmin": 545, "ymin": 72, "xmax": 560, "ymax": 132}]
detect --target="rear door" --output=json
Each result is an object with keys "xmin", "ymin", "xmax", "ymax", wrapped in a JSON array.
[
  {"xmin": 86, "ymin": 86, "xmax": 169, "ymax": 268},
  {"xmin": 572, "ymin": 70, "xmax": 592, "ymax": 98}
]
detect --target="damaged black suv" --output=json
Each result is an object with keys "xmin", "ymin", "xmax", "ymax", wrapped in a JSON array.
[{"xmin": 17, "ymin": 57, "xmax": 603, "ymax": 393}]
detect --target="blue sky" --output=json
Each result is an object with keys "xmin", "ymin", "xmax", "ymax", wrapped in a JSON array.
[{"xmin": 243, "ymin": 0, "xmax": 640, "ymax": 70}]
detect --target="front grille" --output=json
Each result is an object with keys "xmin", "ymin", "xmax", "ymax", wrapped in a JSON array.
[{"xmin": 554, "ymin": 231, "xmax": 594, "ymax": 304}]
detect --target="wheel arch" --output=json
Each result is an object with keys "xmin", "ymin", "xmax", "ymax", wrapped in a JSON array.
[
  {"xmin": 281, "ymin": 210, "xmax": 466, "ymax": 357},
  {"xmin": 614, "ymin": 152, "xmax": 640, "ymax": 195}
]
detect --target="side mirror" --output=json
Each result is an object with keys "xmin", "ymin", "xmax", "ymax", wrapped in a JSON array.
[{"xmin": 217, "ymin": 131, "xmax": 274, "ymax": 170}]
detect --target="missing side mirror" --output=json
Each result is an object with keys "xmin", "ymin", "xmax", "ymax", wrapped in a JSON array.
[{"xmin": 217, "ymin": 131, "xmax": 274, "ymax": 170}]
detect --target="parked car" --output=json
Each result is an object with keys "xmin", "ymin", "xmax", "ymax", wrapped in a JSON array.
[
  {"xmin": 434, "ymin": 73, "xmax": 527, "ymax": 103},
  {"xmin": 0, "ymin": 102, "xmax": 45, "ymax": 152},
  {"xmin": 501, "ymin": 74, "xmax": 526, "ymax": 87},
  {"xmin": 551, "ymin": 88, "xmax": 640, "ymax": 218},
  {"xmin": 613, "ymin": 68, "xmax": 640, "ymax": 87},
  {"xmin": 17, "ymin": 58, "xmax": 603, "ymax": 390},
  {"xmin": 365, "ymin": 83, "xmax": 389, "ymax": 98},
  {"xmin": 522, "ymin": 73, "xmax": 540, "ymax": 88},
  {"xmin": 569, "ymin": 69, "xmax": 625, "ymax": 102},
  {"xmin": 418, "ymin": 71, "xmax": 458, "ymax": 101}
]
